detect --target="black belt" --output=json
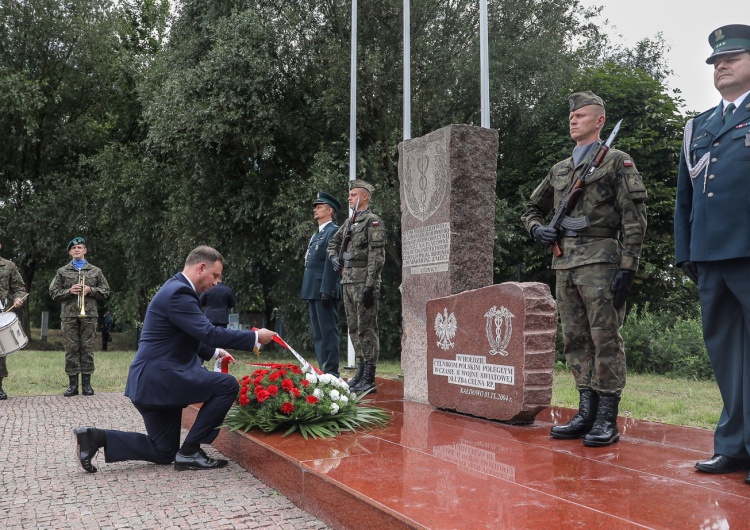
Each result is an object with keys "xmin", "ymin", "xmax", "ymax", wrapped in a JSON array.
[{"xmin": 562, "ymin": 227, "xmax": 619, "ymax": 238}]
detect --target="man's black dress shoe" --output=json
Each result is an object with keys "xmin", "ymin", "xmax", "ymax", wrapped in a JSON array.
[
  {"xmin": 174, "ymin": 449, "xmax": 228, "ymax": 471},
  {"xmin": 74, "ymin": 427, "xmax": 100, "ymax": 473},
  {"xmin": 695, "ymin": 454, "xmax": 749, "ymax": 474}
]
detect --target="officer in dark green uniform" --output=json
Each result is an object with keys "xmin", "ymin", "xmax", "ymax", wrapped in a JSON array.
[
  {"xmin": 327, "ymin": 180, "xmax": 386, "ymax": 394},
  {"xmin": 675, "ymin": 24, "xmax": 750, "ymax": 483},
  {"xmin": 522, "ymin": 91, "xmax": 647, "ymax": 447},
  {"xmin": 301, "ymin": 192, "xmax": 342, "ymax": 377},
  {"xmin": 0, "ymin": 241, "xmax": 27, "ymax": 399},
  {"xmin": 49, "ymin": 237, "xmax": 110, "ymax": 397}
]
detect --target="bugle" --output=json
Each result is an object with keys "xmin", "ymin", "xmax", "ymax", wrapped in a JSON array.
[{"xmin": 78, "ymin": 271, "xmax": 87, "ymax": 318}]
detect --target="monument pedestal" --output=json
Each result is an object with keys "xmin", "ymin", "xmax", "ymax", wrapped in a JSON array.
[{"xmin": 399, "ymin": 124, "xmax": 499, "ymax": 403}]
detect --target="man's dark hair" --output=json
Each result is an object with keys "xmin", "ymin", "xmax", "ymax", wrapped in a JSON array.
[{"xmin": 185, "ymin": 246, "xmax": 225, "ymax": 267}]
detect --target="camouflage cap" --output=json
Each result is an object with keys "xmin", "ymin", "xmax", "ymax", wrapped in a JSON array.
[
  {"xmin": 67, "ymin": 236, "xmax": 86, "ymax": 250},
  {"xmin": 568, "ymin": 91, "xmax": 605, "ymax": 112},
  {"xmin": 312, "ymin": 191, "xmax": 341, "ymax": 211},
  {"xmin": 706, "ymin": 24, "xmax": 750, "ymax": 64},
  {"xmin": 349, "ymin": 179, "xmax": 375, "ymax": 194}
]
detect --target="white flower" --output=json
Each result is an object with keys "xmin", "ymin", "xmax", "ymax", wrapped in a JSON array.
[
  {"xmin": 318, "ymin": 373, "xmax": 334, "ymax": 385},
  {"xmin": 330, "ymin": 403, "xmax": 340, "ymax": 415},
  {"xmin": 339, "ymin": 395, "xmax": 348, "ymax": 405},
  {"xmin": 329, "ymin": 389, "xmax": 340, "ymax": 401},
  {"xmin": 305, "ymin": 372, "xmax": 318, "ymax": 384},
  {"xmin": 313, "ymin": 388, "xmax": 324, "ymax": 399}
]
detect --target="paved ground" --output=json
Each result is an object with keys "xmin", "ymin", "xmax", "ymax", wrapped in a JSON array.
[{"xmin": 0, "ymin": 393, "xmax": 330, "ymax": 530}]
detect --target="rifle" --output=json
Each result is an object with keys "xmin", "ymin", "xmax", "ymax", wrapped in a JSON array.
[
  {"xmin": 337, "ymin": 195, "xmax": 361, "ymax": 274},
  {"xmin": 549, "ymin": 119, "xmax": 622, "ymax": 258}
]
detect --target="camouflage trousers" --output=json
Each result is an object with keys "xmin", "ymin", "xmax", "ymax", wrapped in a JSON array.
[
  {"xmin": 342, "ymin": 283, "xmax": 380, "ymax": 365},
  {"xmin": 61, "ymin": 317, "xmax": 97, "ymax": 375},
  {"xmin": 0, "ymin": 355, "xmax": 7, "ymax": 378},
  {"xmin": 556, "ymin": 263, "xmax": 626, "ymax": 396}
]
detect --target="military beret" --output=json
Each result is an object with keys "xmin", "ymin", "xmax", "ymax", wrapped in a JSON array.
[
  {"xmin": 67, "ymin": 236, "xmax": 86, "ymax": 250},
  {"xmin": 312, "ymin": 191, "xmax": 341, "ymax": 211},
  {"xmin": 568, "ymin": 91, "xmax": 606, "ymax": 112},
  {"xmin": 349, "ymin": 179, "xmax": 375, "ymax": 194},
  {"xmin": 706, "ymin": 24, "xmax": 750, "ymax": 64}
]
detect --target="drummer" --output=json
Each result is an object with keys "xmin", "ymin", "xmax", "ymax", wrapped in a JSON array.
[{"xmin": 0, "ymin": 241, "xmax": 28, "ymax": 400}]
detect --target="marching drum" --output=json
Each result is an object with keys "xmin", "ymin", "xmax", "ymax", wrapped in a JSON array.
[{"xmin": 0, "ymin": 312, "xmax": 28, "ymax": 356}]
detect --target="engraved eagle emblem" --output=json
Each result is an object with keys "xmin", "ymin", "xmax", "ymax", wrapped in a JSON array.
[{"xmin": 434, "ymin": 308, "xmax": 457, "ymax": 351}]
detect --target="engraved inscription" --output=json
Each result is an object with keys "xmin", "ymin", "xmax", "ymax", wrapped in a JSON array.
[
  {"xmin": 433, "ymin": 354, "xmax": 515, "ymax": 391},
  {"xmin": 402, "ymin": 222, "xmax": 450, "ymax": 275}
]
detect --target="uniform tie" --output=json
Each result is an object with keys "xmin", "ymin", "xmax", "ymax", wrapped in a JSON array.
[{"xmin": 724, "ymin": 102, "xmax": 736, "ymax": 124}]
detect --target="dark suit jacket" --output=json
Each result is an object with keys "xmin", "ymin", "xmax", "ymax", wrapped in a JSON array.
[
  {"xmin": 675, "ymin": 98, "xmax": 750, "ymax": 264},
  {"xmin": 125, "ymin": 273, "xmax": 255, "ymax": 408},
  {"xmin": 199, "ymin": 282, "xmax": 236, "ymax": 326},
  {"xmin": 301, "ymin": 222, "xmax": 341, "ymax": 300}
]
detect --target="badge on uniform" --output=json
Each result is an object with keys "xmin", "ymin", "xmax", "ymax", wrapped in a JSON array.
[
  {"xmin": 623, "ymin": 159, "xmax": 633, "ymax": 167},
  {"xmin": 372, "ymin": 221, "xmax": 380, "ymax": 226}
]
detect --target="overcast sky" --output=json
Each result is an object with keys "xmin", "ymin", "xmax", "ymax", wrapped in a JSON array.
[{"xmin": 577, "ymin": 0, "xmax": 744, "ymax": 113}]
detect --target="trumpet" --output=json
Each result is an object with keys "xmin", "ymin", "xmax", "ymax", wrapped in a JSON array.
[{"xmin": 78, "ymin": 271, "xmax": 87, "ymax": 318}]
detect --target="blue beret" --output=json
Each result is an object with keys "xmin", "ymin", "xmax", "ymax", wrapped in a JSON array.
[{"xmin": 68, "ymin": 237, "xmax": 86, "ymax": 250}]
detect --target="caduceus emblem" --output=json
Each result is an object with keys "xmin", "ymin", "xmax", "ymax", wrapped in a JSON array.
[
  {"xmin": 484, "ymin": 306, "xmax": 514, "ymax": 356},
  {"xmin": 434, "ymin": 308, "xmax": 457, "ymax": 351}
]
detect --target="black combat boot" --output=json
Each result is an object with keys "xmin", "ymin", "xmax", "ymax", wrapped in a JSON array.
[
  {"xmin": 81, "ymin": 374, "xmax": 95, "ymax": 396},
  {"xmin": 64, "ymin": 374, "xmax": 79, "ymax": 397},
  {"xmin": 583, "ymin": 394, "xmax": 621, "ymax": 447},
  {"xmin": 550, "ymin": 389, "xmax": 599, "ymax": 439},
  {"xmin": 347, "ymin": 362, "xmax": 365, "ymax": 388},
  {"xmin": 350, "ymin": 363, "xmax": 377, "ymax": 395},
  {"xmin": 0, "ymin": 378, "xmax": 7, "ymax": 400}
]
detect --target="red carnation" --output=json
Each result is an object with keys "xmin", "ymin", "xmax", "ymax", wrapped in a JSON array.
[
  {"xmin": 301, "ymin": 379, "xmax": 310, "ymax": 388},
  {"xmin": 280, "ymin": 402, "xmax": 294, "ymax": 414},
  {"xmin": 256, "ymin": 389, "xmax": 270, "ymax": 403},
  {"xmin": 306, "ymin": 395, "xmax": 319, "ymax": 404},
  {"xmin": 267, "ymin": 385, "xmax": 279, "ymax": 396},
  {"xmin": 281, "ymin": 379, "xmax": 294, "ymax": 391}
]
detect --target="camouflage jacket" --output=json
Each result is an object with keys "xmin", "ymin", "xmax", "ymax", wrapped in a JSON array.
[
  {"xmin": 0, "ymin": 258, "xmax": 27, "ymax": 311},
  {"xmin": 327, "ymin": 210, "xmax": 386, "ymax": 287},
  {"xmin": 521, "ymin": 147, "xmax": 648, "ymax": 270},
  {"xmin": 49, "ymin": 262, "xmax": 110, "ymax": 318}
]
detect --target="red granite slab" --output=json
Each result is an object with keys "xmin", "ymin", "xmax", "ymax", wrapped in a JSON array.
[{"xmin": 183, "ymin": 378, "xmax": 748, "ymax": 530}]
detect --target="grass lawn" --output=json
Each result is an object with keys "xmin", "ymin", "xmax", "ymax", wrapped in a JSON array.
[{"xmin": 3, "ymin": 330, "xmax": 722, "ymax": 431}]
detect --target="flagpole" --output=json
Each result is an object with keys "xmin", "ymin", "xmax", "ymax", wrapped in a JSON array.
[
  {"xmin": 403, "ymin": 0, "xmax": 411, "ymax": 140},
  {"xmin": 479, "ymin": 0, "xmax": 490, "ymax": 128},
  {"xmin": 346, "ymin": 0, "xmax": 358, "ymax": 369}
]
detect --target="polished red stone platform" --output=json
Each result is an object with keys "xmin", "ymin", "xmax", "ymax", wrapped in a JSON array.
[{"xmin": 183, "ymin": 379, "xmax": 748, "ymax": 529}]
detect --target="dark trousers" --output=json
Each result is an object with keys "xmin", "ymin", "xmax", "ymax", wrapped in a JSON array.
[
  {"xmin": 697, "ymin": 259, "xmax": 750, "ymax": 460},
  {"xmin": 103, "ymin": 372, "xmax": 238, "ymax": 464},
  {"xmin": 308, "ymin": 299, "xmax": 340, "ymax": 377}
]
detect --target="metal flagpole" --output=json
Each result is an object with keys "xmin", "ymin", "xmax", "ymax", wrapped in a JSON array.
[
  {"xmin": 403, "ymin": 0, "xmax": 411, "ymax": 140},
  {"xmin": 346, "ymin": 0, "xmax": 358, "ymax": 369},
  {"xmin": 479, "ymin": 0, "xmax": 490, "ymax": 128}
]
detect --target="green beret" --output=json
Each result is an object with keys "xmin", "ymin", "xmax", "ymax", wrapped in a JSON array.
[
  {"xmin": 68, "ymin": 236, "xmax": 86, "ymax": 250},
  {"xmin": 706, "ymin": 24, "xmax": 750, "ymax": 64},
  {"xmin": 568, "ymin": 91, "xmax": 605, "ymax": 112},
  {"xmin": 349, "ymin": 179, "xmax": 375, "ymax": 194},
  {"xmin": 312, "ymin": 191, "xmax": 341, "ymax": 211}
]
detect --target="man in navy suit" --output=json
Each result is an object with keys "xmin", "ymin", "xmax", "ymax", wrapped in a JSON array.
[
  {"xmin": 199, "ymin": 278, "xmax": 236, "ymax": 327},
  {"xmin": 301, "ymin": 192, "xmax": 342, "ymax": 377},
  {"xmin": 674, "ymin": 24, "xmax": 750, "ymax": 484},
  {"xmin": 73, "ymin": 246, "xmax": 276, "ymax": 472}
]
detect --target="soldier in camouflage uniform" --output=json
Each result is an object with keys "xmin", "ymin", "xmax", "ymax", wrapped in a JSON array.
[
  {"xmin": 49, "ymin": 237, "xmax": 110, "ymax": 397},
  {"xmin": 0, "ymin": 241, "xmax": 28, "ymax": 399},
  {"xmin": 522, "ymin": 91, "xmax": 648, "ymax": 447},
  {"xmin": 327, "ymin": 180, "xmax": 386, "ymax": 394}
]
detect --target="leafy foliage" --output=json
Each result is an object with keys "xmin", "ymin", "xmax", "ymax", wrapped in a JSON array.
[{"xmin": 222, "ymin": 363, "xmax": 391, "ymax": 439}]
